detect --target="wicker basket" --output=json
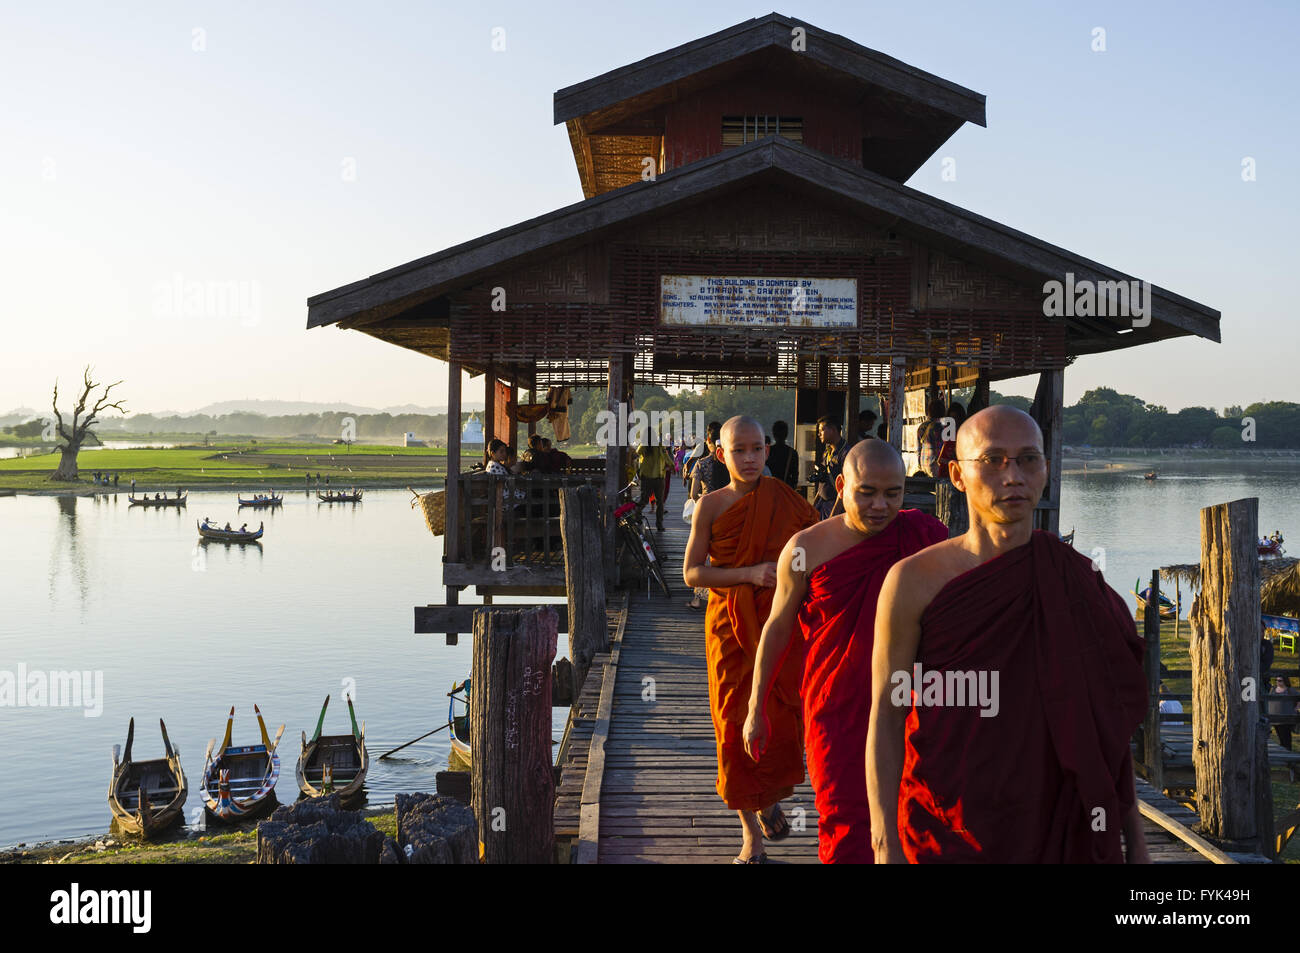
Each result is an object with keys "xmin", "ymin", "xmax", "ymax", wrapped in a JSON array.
[{"xmin": 410, "ymin": 487, "xmax": 446, "ymax": 537}]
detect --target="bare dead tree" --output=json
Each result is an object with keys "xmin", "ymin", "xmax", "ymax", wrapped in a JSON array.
[{"xmin": 50, "ymin": 366, "xmax": 127, "ymax": 481}]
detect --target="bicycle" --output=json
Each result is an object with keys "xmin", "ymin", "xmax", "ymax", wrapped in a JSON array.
[{"xmin": 614, "ymin": 481, "xmax": 671, "ymax": 598}]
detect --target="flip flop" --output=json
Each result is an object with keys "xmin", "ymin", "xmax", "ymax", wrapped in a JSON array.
[
  {"xmin": 733, "ymin": 852, "xmax": 769, "ymax": 864},
  {"xmin": 685, "ymin": 600, "xmax": 704, "ymax": 612},
  {"xmin": 758, "ymin": 806, "xmax": 791, "ymax": 841}
]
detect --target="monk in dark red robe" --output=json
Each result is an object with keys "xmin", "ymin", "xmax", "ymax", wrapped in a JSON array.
[
  {"xmin": 684, "ymin": 415, "xmax": 818, "ymax": 863},
  {"xmin": 867, "ymin": 406, "xmax": 1149, "ymax": 863},
  {"xmin": 746, "ymin": 439, "xmax": 947, "ymax": 863}
]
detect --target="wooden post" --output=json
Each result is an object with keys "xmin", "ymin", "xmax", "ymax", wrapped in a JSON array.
[
  {"xmin": 888, "ymin": 357, "xmax": 905, "ymax": 451},
  {"xmin": 1031, "ymin": 369, "xmax": 1064, "ymax": 536},
  {"xmin": 603, "ymin": 357, "xmax": 622, "ymax": 569},
  {"xmin": 445, "ymin": 362, "xmax": 463, "ymax": 645},
  {"xmin": 527, "ymin": 385, "xmax": 537, "ymax": 440},
  {"xmin": 934, "ymin": 482, "xmax": 968, "ymax": 537},
  {"xmin": 1142, "ymin": 570, "xmax": 1164, "ymax": 791},
  {"xmin": 484, "ymin": 363, "xmax": 497, "ymax": 446},
  {"xmin": 561, "ymin": 485, "xmax": 607, "ymax": 695},
  {"xmin": 470, "ymin": 606, "xmax": 558, "ymax": 864},
  {"xmin": 508, "ymin": 379, "xmax": 518, "ymax": 457},
  {"xmin": 847, "ymin": 357, "xmax": 860, "ymax": 443},
  {"xmin": 1190, "ymin": 498, "xmax": 1264, "ymax": 847}
]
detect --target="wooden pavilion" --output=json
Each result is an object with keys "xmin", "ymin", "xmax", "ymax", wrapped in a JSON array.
[{"xmin": 307, "ymin": 13, "xmax": 1220, "ymax": 605}]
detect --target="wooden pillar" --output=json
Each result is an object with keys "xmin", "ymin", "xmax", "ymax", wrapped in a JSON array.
[
  {"xmin": 888, "ymin": 357, "xmax": 905, "ymax": 451},
  {"xmin": 603, "ymin": 357, "xmax": 622, "ymax": 563},
  {"xmin": 847, "ymin": 357, "xmax": 860, "ymax": 442},
  {"xmin": 484, "ymin": 363, "xmax": 497, "ymax": 447},
  {"xmin": 507, "ymin": 377, "xmax": 518, "ymax": 457},
  {"xmin": 968, "ymin": 372, "xmax": 990, "ymax": 414},
  {"xmin": 470, "ymin": 606, "xmax": 558, "ymax": 864},
  {"xmin": 815, "ymin": 359, "xmax": 828, "ymax": 420},
  {"xmin": 935, "ymin": 482, "xmax": 968, "ymax": 537},
  {"xmin": 444, "ymin": 362, "xmax": 462, "ymax": 645},
  {"xmin": 527, "ymin": 385, "xmax": 537, "ymax": 440},
  {"xmin": 1190, "ymin": 498, "xmax": 1265, "ymax": 846},
  {"xmin": 1032, "ymin": 368, "xmax": 1064, "ymax": 535},
  {"xmin": 1141, "ymin": 570, "xmax": 1164, "ymax": 791},
  {"xmin": 561, "ymin": 485, "xmax": 607, "ymax": 695}
]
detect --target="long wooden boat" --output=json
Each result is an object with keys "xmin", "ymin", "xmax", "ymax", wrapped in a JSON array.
[
  {"xmin": 108, "ymin": 718, "xmax": 188, "ymax": 838},
  {"xmin": 448, "ymin": 679, "xmax": 470, "ymax": 769},
  {"xmin": 295, "ymin": 695, "xmax": 368, "ymax": 806},
  {"xmin": 200, "ymin": 705, "xmax": 284, "ymax": 823},
  {"xmin": 238, "ymin": 492, "xmax": 283, "ymax": 508},
  {"xmin": 1259, "ymin": 535, "xmax": 1286, "ymax": 558},
  {"xmin": 197, "ymin": 520, "xmax": 263, "ymax": 542},
  {"xmin": 317, "ymin": 490, "xmax": 363, "ymax": 503},
  {"xmin": 1143, "ymin": 471, "xmax": 1158, "ymax": 481},
  {"xmin": 1134, "ymin": 582, "xmax": 1177, "ymax": 622},
  {"xmin": 128, "ymin": 492, "xmax": 187, "ymax": 507}
]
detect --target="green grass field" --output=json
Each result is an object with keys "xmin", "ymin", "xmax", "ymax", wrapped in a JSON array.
[
  {"xmin": 0, "ymin": 442, "xmax": 448, "ymax": 491},
  {"xmin": 1153, "ymin": 617, "xmax": 1299, "ymax": 861}
]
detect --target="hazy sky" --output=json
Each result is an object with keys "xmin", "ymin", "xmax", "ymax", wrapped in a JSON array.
[{"xmin": 2, "ymin": 1, "xmax": 1295, "ymax": 416}]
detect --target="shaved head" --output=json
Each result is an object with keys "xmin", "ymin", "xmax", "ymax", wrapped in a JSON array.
[
  {"xmin": 838, "ymin": 438, "xmax": 907, "ymax": 536},
  {"xmin": 721, "ymin": 415, "xmax": 764, "ymax": 445},
  {"xmin": 717, "ymin": 414, "xmax": 769, "ymax": 486},
  {"xmin": 952, "ymin": 405, "xmax": 1047, "ymax": 528},
  {"xmin": 955, "ymin": 406, "xmax": 1043, "ymax": 460},
  {"xmin": 844, "ymin": 437, "xmax": 905, "ymax": 483}
]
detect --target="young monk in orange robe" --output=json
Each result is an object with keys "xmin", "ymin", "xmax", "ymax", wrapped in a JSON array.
[
  {"xmin": 867, "ymin": 406, "xmax": 1149, "ymax": 863},
  {"xmin": 683, "ymin": 415, "xmax": 818, "ymax": 863},
  {"xmin": 744, "ymin": 439, "xmax": 947, "ymax": 863}
]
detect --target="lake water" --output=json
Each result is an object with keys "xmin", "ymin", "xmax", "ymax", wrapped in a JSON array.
[
  {"xmin": 0, "ymin": 487, "xmax": 560, "ymax": 847},
  {"xmin": 1, "ymin": 462, "xmax": 1298, "ymax": 847}
]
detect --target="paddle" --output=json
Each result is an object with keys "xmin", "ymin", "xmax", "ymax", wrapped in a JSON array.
[{"xmin": 377, "ymin": 721, "xmax": 453, "ymax": 760}]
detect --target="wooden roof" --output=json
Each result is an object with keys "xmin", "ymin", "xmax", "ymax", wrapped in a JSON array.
[
  {"xmin": 555, "ymin": 13, "xmax": 988, "ymax": 195},
  {"xmin": 306, "ymin": 135, "xmax": 1220, "ymax": 366}
]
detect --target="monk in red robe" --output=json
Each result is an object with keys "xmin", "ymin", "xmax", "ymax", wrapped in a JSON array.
[
  {"xmin": 867, "ymin": 406, "xmax": 1149, "ymax": 863},
  {"xmin": 745, "ymin": 439, "xmax": 947, "ymax": 863},
  {"xmin": 683, "ymin": 415, "xmax": 818, "ymax": 863}
]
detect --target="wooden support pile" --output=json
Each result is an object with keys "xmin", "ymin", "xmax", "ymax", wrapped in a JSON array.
[
  {"xmin": 1189, "ymin": 497, "xmax": 1274, "ymax": 858},
  {"xmin": 470, "ymin": 606, "xmax": 559, "ymax": 863}
]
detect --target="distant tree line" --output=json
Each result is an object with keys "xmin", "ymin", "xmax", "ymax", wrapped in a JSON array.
[
  {"xmin": 1062, "ymin": 388, "xmax": 1300, "ymax": 449},
  {"xmin": 3, "ymin": 386, "xmax": 1297, "ymax": 449}
]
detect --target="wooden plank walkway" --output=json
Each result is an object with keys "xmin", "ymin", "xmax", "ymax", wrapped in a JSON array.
[{"xmin": 553, "ymin": 519, "xmax": 1240, "ymax": 864}]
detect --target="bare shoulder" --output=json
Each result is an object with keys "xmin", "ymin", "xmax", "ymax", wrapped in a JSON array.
[
  {"xmin": 884, "ymin": 538, "xmax": 966, "ymax": 617},
  {"xmin": 783, "ymin": 518, "xmax": 837, "ymax": 571}
]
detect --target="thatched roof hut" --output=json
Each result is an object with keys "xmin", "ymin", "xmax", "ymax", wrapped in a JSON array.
[
  {"xmin": 1160, "ymin": 556, "xmax": 1300, "ymax": 616},
  {"xmin": 1261, "ymin": 560, "xmax": 1300, "ymax": 617}
]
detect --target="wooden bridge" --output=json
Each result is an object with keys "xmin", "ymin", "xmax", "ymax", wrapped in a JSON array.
[{"xmin": 553, "ymin": 521, "xmax": 1257, "ymax": 864}]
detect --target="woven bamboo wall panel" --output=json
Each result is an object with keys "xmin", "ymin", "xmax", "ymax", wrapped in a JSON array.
[{"xmin": 926, "ymin": 251, "xmax": 1039, "ymax": 310}]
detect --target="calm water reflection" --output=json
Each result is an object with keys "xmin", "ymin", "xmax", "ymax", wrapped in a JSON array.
[
  {"xmin": 0, "ymin": 487, "xmax": 559, "ymax": 846},
  {"xmin": 2, "ymin": 462, "xmax": 1298, "ymax": 845}
]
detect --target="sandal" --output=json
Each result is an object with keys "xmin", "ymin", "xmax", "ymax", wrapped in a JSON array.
[
  {"xmin": 733, "ymin": 852, "xmax": 769, "ymax": 864},
  {"xmin": 757, "ymin": 806, "xmax": 791, "ymax": 841},
  {"xmin": 685, "ymin": 600, "xmax": 704, "ymax": 612}
]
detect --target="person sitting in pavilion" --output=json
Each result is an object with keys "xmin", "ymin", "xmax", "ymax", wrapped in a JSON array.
[
  {"xmin": 683, "ymin": 415, "xmax": 818, "ymax": 863},
  {"xmin": 744, "ymin": 438, "xmax": 946, "ymax": 863},
  {"xmin": 867, "ymin": 406, "xmax": 1149, "ymax": 863}
]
